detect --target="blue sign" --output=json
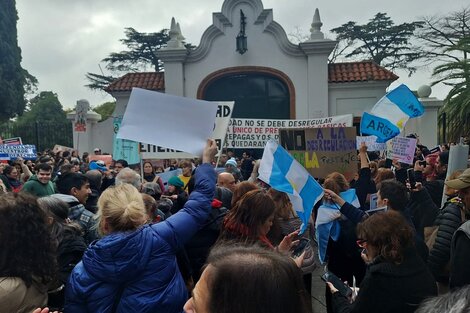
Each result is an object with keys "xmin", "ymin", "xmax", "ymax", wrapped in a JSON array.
[
  {"xmin": 113, "ymin": 117, "xmax": 140, "ymax": 164},
  {"xmin": 0, "ymin": 144, "xmax": 37, "ymax": 160}
]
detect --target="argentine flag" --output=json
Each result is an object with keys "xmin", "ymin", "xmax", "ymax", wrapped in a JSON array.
[
  {"xmin": 315, "ymin": 189, "xmax": 360, "ymax": 264},
  {"xmin": 360, "ymin": 84, "xmax": 424, "ymax": 143},
  {"xmin": 258, "ymin": 140, "xmax": 324, "ymax": 234}
]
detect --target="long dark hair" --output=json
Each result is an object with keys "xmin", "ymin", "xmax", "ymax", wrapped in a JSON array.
[
  {"xmin": 0, "ymin": 193, "xmax": 57, "ymax": 286},
  {"xmin": 205, "ymin": 244, "xmax": 312, "ymax": 313}
]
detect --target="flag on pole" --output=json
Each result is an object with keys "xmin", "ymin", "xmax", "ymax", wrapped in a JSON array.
[
  {"xmin": 258, "ymin": 140, "xmax": 324, "ymax": 233},
  {"xmin": 360, "ymin": 84, "xmax": 424, "ymax": 143}
]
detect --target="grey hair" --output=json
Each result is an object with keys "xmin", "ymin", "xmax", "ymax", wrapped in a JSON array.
[
  {"xmin": 115, "ymin": 168, "xmax": 141, "ymax": 189},
  {"xmin": 415, "ymin": 285, "xmax": 470, "ymax": 313}
]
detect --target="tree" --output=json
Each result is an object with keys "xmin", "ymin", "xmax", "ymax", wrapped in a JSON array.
[
  {"xmin": 416, "ymin": 8, "xmax": 470, "ymax": 141},
  {"xmin": 86, "ymin": 28, "xmax": 170, "ymax": 90},
  {"xmin": 93, "ymin": 101, "xmax": 116, "ymax": 121},
  {"xmin": 17, "ymin": 91, "xmax": 67, "ymax": 125},
  {"xmin": 330, "ymin": 13, "xmax": 423, "ymax": 75},
  {"xmin": 0, "ymin": 0, "xmax": 28, "ymax": 121}
]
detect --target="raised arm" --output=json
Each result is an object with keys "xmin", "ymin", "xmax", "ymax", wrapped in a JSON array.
[{"xmin": 154, "ymin": 139, "xmax": 217, "ymax": 251}]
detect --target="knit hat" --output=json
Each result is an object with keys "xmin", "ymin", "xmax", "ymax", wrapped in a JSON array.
[
  {"xmin": 445, "ymin": 168, "xmax": 470, "ymax": 190},
  {"xmin": 168, "ymin": 176, "xmax": 184, "ymax": 188},
  {"xmin": 225, "ymin": 158, "xmax": 237, "ymax": 168}
]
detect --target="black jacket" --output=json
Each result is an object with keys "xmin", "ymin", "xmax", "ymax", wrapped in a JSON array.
[
  {"xmin": 332, "ymin": 248, "xmax": 437, "ymax": 313},
  {"xmin": 428, "ymin": 198, "xmax": 464, "ymax": 282},
  {"xmin": 408, "ymin": 189, "xmax": 440, "ymax": 239},
  {"xmin": 350, "ymin": 168, "xmax": 376, "ymax": 208},
  {"xmin": 450, "ymin": 220, "xmax": 470, "ymax": 289}
]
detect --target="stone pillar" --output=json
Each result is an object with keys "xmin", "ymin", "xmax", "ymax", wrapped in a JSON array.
[
  {"xmin": 157, "ymin": 18, "xmax": 188, "ymax": 96},
  {"xmin": 66, "ymin": 99, "xmax": 101, "ymax": 154},
  {"xmin": 404, "ymin": 85, "xmax": 443, "ymax": 147},
  {"xmin": 299, "ymin": 9, "xmax": 336, "ymax": 118}
]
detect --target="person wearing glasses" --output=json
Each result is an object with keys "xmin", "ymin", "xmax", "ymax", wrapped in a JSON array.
[{"xmin": 327, "ymin": 210, "xmax": 437, "ymax": 313}]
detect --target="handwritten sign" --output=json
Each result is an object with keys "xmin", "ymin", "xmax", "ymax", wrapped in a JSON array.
[
  {"xmin": 356, "ymin": 136, "xmax": 387, "ymax": 151},
  {"xmin": 386, "ymin": 136, "xmax": 417, "ymax": 165},
  {"xmin": 279, "ymin": 127, "xmax": 358, "ymax": 180},
  {"xmin": 0, "ymin": 144, "xmax": 37, "ymax": 160},
  {"xmin": 226, "ymin": 114, "xmax": 353, "ymax": 149}
]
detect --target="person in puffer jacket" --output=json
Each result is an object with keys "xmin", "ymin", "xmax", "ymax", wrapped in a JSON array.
[{"xmin": 64, "ymin": 139, "xmax": 217, "ymax": 313}]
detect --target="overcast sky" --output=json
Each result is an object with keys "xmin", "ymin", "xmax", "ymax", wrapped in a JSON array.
[{"xmin": 16, "ymin": 0, "xmax": 469, "ymax": 110}]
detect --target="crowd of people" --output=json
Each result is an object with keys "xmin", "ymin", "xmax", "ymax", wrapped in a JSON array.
[{"xmin": 1, "ymin": 136, "xmax": 470, "ymax": 313}]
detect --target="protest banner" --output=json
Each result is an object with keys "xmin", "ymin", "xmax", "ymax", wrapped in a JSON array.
[
  {"xmin": 53, "ymin": 144, "xmax": 74, "ymax": 154},
  {"xmin": 0, "ymin": 144, "xmax": 37, "ymax": 160},
  {"xmin": 356, "ymin": 136, "xmax": 387, "ymax": 151},
  {"xmin": 226, "ymin": 114, "xmax": 353, "ymax": 149},
  {"xmin": 2, "ymin": 137, "xmax": 23, "ymax": 145},
  {"xmin": 386, "ymin": 136, "xmax": 417, "ymax": 165},
  {"xmin": 89, "ymin": 155, "xmax": 113, "ymax": 168},
  {"xmin": 118, "ymin": 88, "xmax": 219, "ymax": 156},
  {"xmin": 140, "ymin": 101, "xmax": 234, "ymax": 159},
  {"xmin": 279, "ymin": 127, "xmax": 358, "ymax": 180},
  {"xmin": 74, "ymin": 100, "xmax": 89, "ymax": 132}
]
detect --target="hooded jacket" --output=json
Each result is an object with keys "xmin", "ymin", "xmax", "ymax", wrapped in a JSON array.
[
  {"xmin": 64, "ymin": 163, "xmax": 215, "ymax": 313},
  {"xmin": 21, "ymin": 175, "xmax": 55, "ymax": 197}
]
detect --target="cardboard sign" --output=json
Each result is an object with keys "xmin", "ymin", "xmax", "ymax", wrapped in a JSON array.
[
  {"xmin": 140, "ymin": 102, "xmax": 234, "ymax": 159},
  {"xmin": 386, "ymin": 136, "xmax": 417, "ymax": 165},
  {"xmin": 356, "ymin": 136, "xmax": 387, "ymax": 151},
  {"xmin": 226, "ymin": 114, "xmax": 353, "ymax": 149},
  {"xmin": 88, "ymin": 155, "xmax": 113, "ymax": 168},
  {"xmin": 279, "ymin": 127, "xmax": 358, "ymax": 180},
  {"xmin": 0, "ymin": 144, "xmax": 37, "ymax": 160},
  {"xmin": 53, "ymin": 145, "xmax": 74, "ymax": 154},
  {"xmin": 2, "ymin": 137, "xmax": 22, "ymax": 145}
]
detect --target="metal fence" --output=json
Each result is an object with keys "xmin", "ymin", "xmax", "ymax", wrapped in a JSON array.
[{"xmin": 0, "ymin": 121, "xmax": 73, "ymax": 152}]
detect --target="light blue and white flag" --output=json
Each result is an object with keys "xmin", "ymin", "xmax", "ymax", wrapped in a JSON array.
[
  {"xmin": 258, "ymin": 140, "xmax": 324, "ymax": 234},
  {"xmin": 315, "ymin": 188, "xmax": 360, "ymax": 264},
  {"xmin": 360, "ymin": 84, "xmax": 424, "ymax": 143}
]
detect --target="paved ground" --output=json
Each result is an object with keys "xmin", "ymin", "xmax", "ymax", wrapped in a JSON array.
[{"xmin": 311, "ymin": 265, "xmax": 327, "ymax": 313}]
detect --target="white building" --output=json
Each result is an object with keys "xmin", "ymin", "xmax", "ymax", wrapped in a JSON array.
[{"xmin": 71, "ymin": 0, "xmax": 441, "ymax": 155}]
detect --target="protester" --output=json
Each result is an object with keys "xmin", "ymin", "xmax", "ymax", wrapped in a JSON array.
[
  {"xmin": 425, "ymin": 170, "xmax": 466, "ymax": 293},
  {"xmin": 143, "ymin": 161, "xmax": 165, "ymax": 193},
  {"xmin": 3, "ymin": 164, "xmax": 24, "ymax": 192},
  {"xmin": 268, "ymin": 189, "xmax": 316, "ymax": 294},
  {"xmin": 217, "ymin": 172, "xmax": 236, "ymax": 192},
  {"xmin": 224, "ymin": 157, "xmax": 243, "ymax": 182},
  {"xmin": 114, "ymin": 159, "xmax": 128, "ymax": 174},
  {"xmin": 231, "ymin": 181, "xmax": 259, "ymax": 207},
  {"xmin": 21, "ymin": 163, "xmax": 55, "ymax": 197},
  {"xmin": 38, "ymin": 196, "xmax": 87, "ymax": 311},
  {"xmin": 164, "ymin": 176, "xmax": 189, "ymax": 214},
  {"xmin": 64, "ymin": 139, "xmax": 217, "ymax": 313},
  {"xmin": 53, "ymin": 172, "xmax": 98, "ymax": 244},
  {"xmin": 0, "ymin": 192, "xmax": 57, "ymax": 313},
  {"xmin": 184, "ymin": 244, "xmax": 312, "ymax": 313},
  {"xmin": 446, "ymin": 168, "xmax": 470, "ymax": 289},
  {"xmin": 328, "ymin": 211, "xmax": 437, "ymax": 313},
  {"xmin": 240, "ymin": 150, "xmax": 255, "ymax": 180},
  {"xmin": 178, "ymin": 160, "xmax": 193, "ymax": 191},
  {"xmin": 218, "ymin": 189, "xmax": 299, "ymax": 253},
  {"xmin": 115, "ymin": 167, "xmax": 141, "ymax": 189},
  {"xmin": 84, "ymin": 169, "xmax": 103, "ymax": 213}
]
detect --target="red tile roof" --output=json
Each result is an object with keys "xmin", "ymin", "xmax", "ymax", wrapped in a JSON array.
[
  {"xmin": 105, "ymin": 72, "xmax": 165, "ymax": 92},
  {"xmin": 105, "ymin": 61, "xmax": 397, "ymax": 92},
  {"xmin": 328, "ymin": 61, "xmax": 398, "ymax": 83}
]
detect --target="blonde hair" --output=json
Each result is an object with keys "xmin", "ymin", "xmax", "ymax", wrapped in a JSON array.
[{"xmin": 97, "ymin": 183, "xmax": 147, "ymax": 235}]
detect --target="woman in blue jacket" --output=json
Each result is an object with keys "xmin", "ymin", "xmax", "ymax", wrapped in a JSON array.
[{"xmin": 65, "ymin": 140, "xmax": 217, "ymax": 313}]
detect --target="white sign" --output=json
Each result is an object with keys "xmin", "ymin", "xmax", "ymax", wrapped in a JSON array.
[
  {"xmin": 118, "ymin": 88, "xmax": 218, "ymax": 156},
  {"xmin": 140, "ymin": 102, "xmax": 234, "ymax": 159},
  {"xmin": 0, "ymin": 144, "xmax": 37, "ymax": 160},
  {"xmin": 356, "ymin": 136, "xmax": 387, "ymax": 151},
  {"xmin": 386, "ymin": 136, "xmax": 417, "ymax": 165},
  {"xmin": 226, "ymin": 114, "xmax": 353, "ymax": 149}
]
